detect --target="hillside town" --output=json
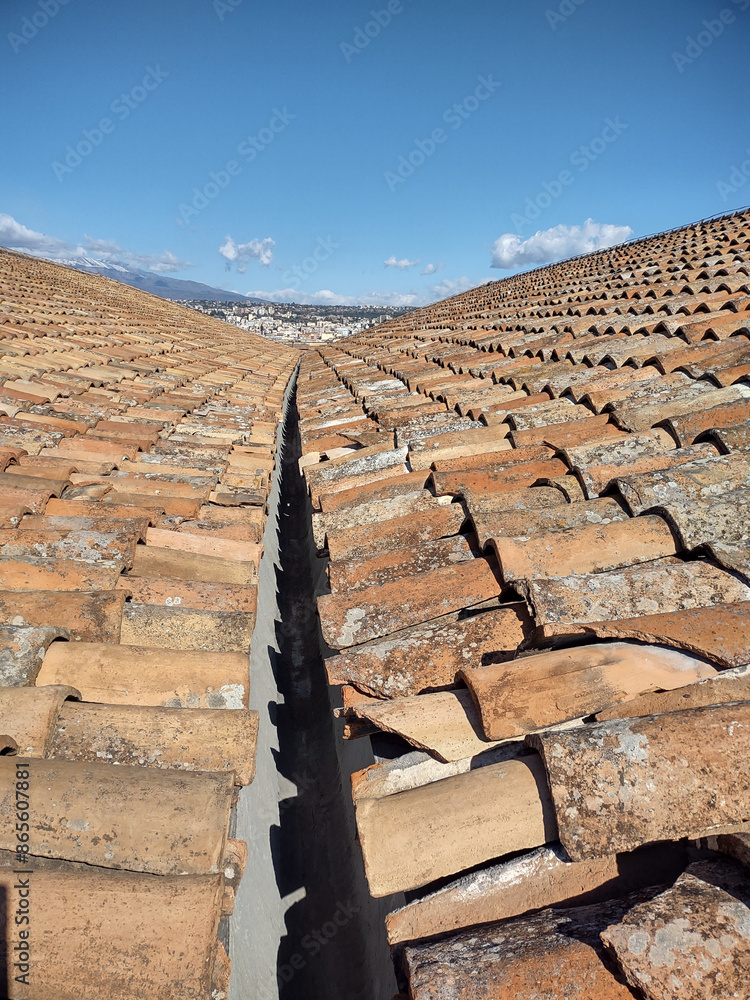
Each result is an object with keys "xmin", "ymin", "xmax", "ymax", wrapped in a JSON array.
[{"xmin": 180, "ymin": 299, "xmax": 414, "ymax": 342}]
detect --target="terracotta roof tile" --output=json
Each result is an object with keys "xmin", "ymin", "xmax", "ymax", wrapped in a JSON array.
[
  {"xmin": 328, "ymin": 533, "xmax": 478, "ymax": 594},
  {"xmin": 355, "ymin": 752, "xmax": 554, "ymax": 895},
  {"xmin": 601, "ymin": 860, "xmax": 750, "ymax": 999},
  {"xmin": 319, "ymin": 556, "xmax": 501, "ymax": 649},
  {"xmin": 528, "ymin": 702, "xmax": 750, "ymax": 859},
  {"xmin": 431, "ymin": 456, "xmax": 568, "ymax": 498},
  {"xmin": 19, "ymin": 745, "xmax": 233, "ymax": 854},
  {"xmin": 325, "ymin": 603, "xmax": 530, "ymax": 698},
  {"xmin": 387, "ymin": 842, "xmax": 685, "ymax": 948},
  {"xmin": 0, "ymin": 248, "xmax": 302, "ymax": 992},
  {"xmin": 325, "ymin": 501, "xmax": 465, "ymax": 562},
  {"xmin": 474, "ymin": 496, "xmax": 628, "ymax": 550},
  {"xmin": 342, "ymin": 687, "xmax": 499, "ymax": 762},
  {"xmin": 546, "ymin": 601, "xmax": 750, "ymax": 667},
  {"xmin": 0, "ymin": 865, "xmax": 228, "ymax": 1000},
  {"xmin": 50, "ymin": 700, "xmax": 258, "ymax": 784},
  {"xmin": 521, "ymin": 557, "xmax": 750, "ymax": 634},
  {"xmin": 462, "ymin": 640, "xmax": 716, "ymax": 740},
  {"xmin": 595, "ymin": 663, "xmax": 750, "ymax": 722},
  {"xmin": 404, "ymin": 894, "xmax": 651, "ymax": 999},
  {"xmin": 494, "ymin": 513, "xmax": 677, "ymax": 583},
  {"xmin": 120, "ymin": 602, "xmax": 257, "ymax": 652}
]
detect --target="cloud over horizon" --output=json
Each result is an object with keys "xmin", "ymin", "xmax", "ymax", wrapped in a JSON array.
[
  {"xmin": 246, "ymin": 287, "xmax": 423, "ymax": 307},
  {"xmin": 219, "ymin": 236, "xmax": 275, "ymax": 271},
  {"xmin": 0, "ymin": 214, "xmax": 192, "ymax": 273},
  {"xmin": 421, "ymin": 262, "xmax": 444, "ymax": 275},
  {"xmin": 246, "ymin": 274, "xmax": 482, "ymax": 308},
  {"xmin": 491, "ymin": 219, "xmax": 633, "ymax": 270}
]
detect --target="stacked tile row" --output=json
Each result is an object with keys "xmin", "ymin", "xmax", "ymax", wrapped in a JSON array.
[
  {"xmin": 298, "ymin": 209, "xmax": 750, "ymax": 999},
  {"xmin": 0, "ymin": 248, "xmax": 298, "ymax": 999}
]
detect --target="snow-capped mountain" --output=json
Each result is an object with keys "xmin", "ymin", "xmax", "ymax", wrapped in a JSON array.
[
  {"xmin": 49, "ymin": 255, "xmax": 261, "ymax": 303},
  {"xmin": 53, "ymin": 256, "xmax": 132, "ymax": 273}
]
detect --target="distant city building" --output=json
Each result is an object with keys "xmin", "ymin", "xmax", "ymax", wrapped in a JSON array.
[{"xmin": 177, "ymin": 299, "xmax": 414, "ymax": 343}]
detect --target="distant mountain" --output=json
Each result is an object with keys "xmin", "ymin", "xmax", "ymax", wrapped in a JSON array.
[{"xmin": 51, "ymin": 256, "xmax": 263, "ymax": 303}]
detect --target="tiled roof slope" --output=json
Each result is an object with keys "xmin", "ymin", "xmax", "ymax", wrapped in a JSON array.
[
  {"xmin": 298, "ymin": 209, "xmax": 750, "ymax": 998},
  {"xmin": 0, "ymin": 248, "xmax": 298, "ymax": 999}
]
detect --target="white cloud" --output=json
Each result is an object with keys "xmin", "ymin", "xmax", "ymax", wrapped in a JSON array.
[
  {"xmin": 421, "ymin": 262, "xmax": 444, "ymax": 275},
  {"xmin": 0, "ymin": 214, "xmax": 68, "ymax": 256},
  {"xmin": 0, "ymin": 214, "xmax": 191, "ymax": 273},
  {"xmin": 383, "ymin": 255, "xmax": 420, "ymax": 270},
  {"xmin": 219, "ymin": 235, "xmax": 274, "ymax": 272},
  {"xmin": 490, "ymin": 219, "xmax": 633, "ymax": 270}
]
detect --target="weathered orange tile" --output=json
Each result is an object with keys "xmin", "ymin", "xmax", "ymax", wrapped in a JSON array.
[
  {"xmin": 318, "ymin": 556, "xmax": 501, "ymax": 648},
  {"xmin": 116, "ymin": 575, "xmax": 257, "ymax": 613},
  {"xmin": 493, "ymin": 513, "xmax": 677, "ymax": 582},
  {"xmin": 528, "ymin": 702, "xmax": 750, "ymax": 859},
  {"xmin": 431, "ymin": 457, "xmax": 568, "ymax": 497},
  {"xmin": 325, "ymin": 603, "xmax": 530, "ymax": 697},
  {"xmin": 601, "ymin": 862, "xmax": 750, "ymax": 1000},
  {"xmin": 560, "ymin": 600, "xmax": 750, "ymax": 668},
  {"xmin": 318, "ymin": 470, "xmax": 430, "ymax": 512},
  {"xmin": 326, "ymin": 503, "xmax": 466, "ymax": 561},
  {"xmin": 405, "ymin": 897, "xmax": 646, "ymax": 999}
]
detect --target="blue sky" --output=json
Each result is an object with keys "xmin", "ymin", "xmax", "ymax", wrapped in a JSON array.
[{"xmin": 1, "ymin": 0, "xmax": 749, "ymax": 305}]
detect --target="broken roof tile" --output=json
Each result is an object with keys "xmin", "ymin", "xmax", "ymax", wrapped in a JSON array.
[
  {"xmin": 319, "ymin": 556, "xmax": 501, "ymax": 649},
  {"xmin": 462, "ymin": 641, "xmax": 716, "ymax": 740},
  {"xmin": 545, "ymin": 601, "xmax": 750, "ymax": 668},
  {"xmin": 344, "ymin": 687, "xmax": 498, "ymax": 762},
  {"xmin": 595, "ymin": 662, "xmax": 750, "ymax": 722},
  {"xmin": 325, "ymin": 602, "xmax": 531, "ymax": 698}
]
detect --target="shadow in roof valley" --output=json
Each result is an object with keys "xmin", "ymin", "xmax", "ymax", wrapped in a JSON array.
[
  {"xmin": 0, "ymin": 884, "xmax": 7, "ymax": 1000},
  {"xmin": 267, "ymin": 388, "xmax": 399, "ymax": 1000}
]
